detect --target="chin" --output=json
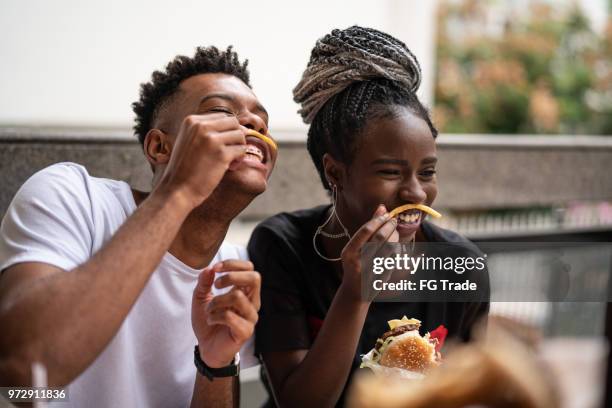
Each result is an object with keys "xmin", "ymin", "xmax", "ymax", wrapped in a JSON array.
[
  {"xmin": 223, "ymin": 170, "xmax": 268, "ymax": 196},
  {"xmin": 398, "ymin": 231, "xmax": 417, "ymax": 243}
]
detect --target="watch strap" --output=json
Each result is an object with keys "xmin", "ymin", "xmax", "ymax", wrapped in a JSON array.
[{"xmin": 194, "ymin": 345, "xmax": 239, "ymax": 381}]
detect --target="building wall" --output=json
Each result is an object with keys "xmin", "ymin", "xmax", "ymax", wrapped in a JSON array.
[
  {"xmin": 2, "ymin": 129, "xmax": 611, "ymax": 220},
  {"xmin": 0, "ymin": 0, "xmax": 437, "ymax": 131}
]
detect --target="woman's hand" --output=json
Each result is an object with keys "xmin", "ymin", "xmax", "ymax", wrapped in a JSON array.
[{"xmin": 339, "ymin": 204, "xmax": 399, "ymax": 303}]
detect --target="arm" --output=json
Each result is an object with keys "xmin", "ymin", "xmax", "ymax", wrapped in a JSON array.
[
  {"xmin": 0, "ymin": 189, "xmax": 191, "ymax": 386},
  {"xmin": 0, "ymin": 113, "xmax": 249, "ymax": 386},
  {"xmin": 262, "ymin": 206, "xmax": 398, "ymax": 407},
  {"xmin": 191, "ymin": 374, "xmax": 238, "ymax": 408},
  {"xmin": 263, "ymin": 290, "xmax": 369, "ymax": 408}
]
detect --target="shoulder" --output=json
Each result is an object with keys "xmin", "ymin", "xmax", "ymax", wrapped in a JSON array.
[
  {"xmin": 247, "ymin": 206, "xmax": 328, "ymax": 276},
  {"xmin": 0, "ymin": 163, "xmax": 101, "ymax": 271},
  {"xmin": 5, "ymin": 162, "xmax": 133, "ymax": 238},
  {"xmin": 23, "ymin": 162, "xmax": 91, "ymax": 191},
  {"xmin": 18, "ymin": 162, "xmax": 126, "ymax": 201},
  {"xmin": 217, "ymin": 242, "xmax": 248, "ymax": 261},
  {"xmin": 8, "ymin": 163, "xmax": 98, "ymax": 214}
]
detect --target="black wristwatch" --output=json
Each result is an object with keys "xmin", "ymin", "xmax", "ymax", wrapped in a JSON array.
[{"xmin": 194, "ymin": 345, "xmax": 239, "ymax": 381}]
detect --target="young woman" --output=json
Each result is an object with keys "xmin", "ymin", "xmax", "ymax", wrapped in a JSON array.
[{"xmin": 248, "ymin": 26, "xmax": 490, "ymax": 407}]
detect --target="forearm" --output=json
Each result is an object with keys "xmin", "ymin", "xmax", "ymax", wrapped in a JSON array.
[
  {"xmin": 278, "ymin": 289, "xmax": 369, "ymax": 407},
  {"xmin": 0, "ymin": 188, "xmax": 193, "ymax": 385},
  {"xmin": 190, "ymin": 373, "xmax": 237, "ymax": 408}
]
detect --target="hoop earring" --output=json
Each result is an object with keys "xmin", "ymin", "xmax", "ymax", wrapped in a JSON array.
[{"xmin": 313, "ymin": 185, "xmax": 350, "ymax": 262}]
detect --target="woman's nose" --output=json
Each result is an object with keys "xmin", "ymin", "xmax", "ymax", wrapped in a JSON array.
[{"xmin": 399, "ymin": 176, "xmax": 427, "ymax": 204}]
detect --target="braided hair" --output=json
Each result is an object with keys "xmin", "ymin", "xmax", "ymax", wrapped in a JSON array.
[
  {"xmin": 293, "ymin": 26, "xmax": 438, "ymax": 191},
  {"xmin": 133, "ymin": 46, "xmax": 250, "ymax": 146}
]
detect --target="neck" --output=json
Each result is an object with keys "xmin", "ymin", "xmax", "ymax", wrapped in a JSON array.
[
  {"xmin": 169, "ymin": 208, "xmax": 230, "ymax": 269},
  {"xmin": 133, "ymin": 184, "xmax": 254, "ymax": 270}
]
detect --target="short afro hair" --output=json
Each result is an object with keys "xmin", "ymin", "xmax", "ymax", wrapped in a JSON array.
[{"xmin": 132, "ymin": 46, "xmax": 250, "ymax": 146}]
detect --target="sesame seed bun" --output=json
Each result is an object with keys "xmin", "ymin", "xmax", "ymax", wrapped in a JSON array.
[{"xmin": 379, "ymin": 331, "xmax": 440, "ymax": 372}]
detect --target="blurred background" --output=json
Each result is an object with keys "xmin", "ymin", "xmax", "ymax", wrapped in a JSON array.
[{"xmin": 1, "ymin": 0, "xmax": 611, "ymax": 407}]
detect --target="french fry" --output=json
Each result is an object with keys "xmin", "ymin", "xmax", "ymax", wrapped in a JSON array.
[
  {"xmin": 389, "ymin": 204, "xmax": 442, "ymax": 219},
  {"xmin": 246, "ymin": 129, "xmax": 278, "ymax": 151}
]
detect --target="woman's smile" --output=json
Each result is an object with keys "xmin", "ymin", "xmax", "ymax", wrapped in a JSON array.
[{"xmin": 395, "ymin": 208, "xmax": 423, "ymax": 236}]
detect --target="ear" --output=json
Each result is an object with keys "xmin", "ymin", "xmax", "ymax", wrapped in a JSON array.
[
  {"xmin": 322, "ymin": 153, "xmax": 346, "ymax": 190},
  {"xmin": 143, "ymin": 128, "xmax": 173, "ymax": 167}
]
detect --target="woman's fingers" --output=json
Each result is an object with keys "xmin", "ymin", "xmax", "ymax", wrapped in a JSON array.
[
  {"xmin": 370, "ymin": 216, "xmax": 398, "ymax": 244},
  {"xmin": 342, "ymin": 205, "xmax": 396, "ymax": 258}
]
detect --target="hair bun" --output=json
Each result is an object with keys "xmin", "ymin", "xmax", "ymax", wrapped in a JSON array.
[{"xmin": 293, "ymin": 25, "xmax": 422, "ymax": 124}]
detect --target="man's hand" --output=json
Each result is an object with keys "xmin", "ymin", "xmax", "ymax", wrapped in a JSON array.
[
  {"xmin": 191, "ymin": 260, "xmax": 260, "ymax": 368},
  {"xmin": 157, "ymin": 113, "xmax": 249, "ymax": 209}
]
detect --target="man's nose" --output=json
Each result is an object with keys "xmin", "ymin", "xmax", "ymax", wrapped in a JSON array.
[
  {"xmin": 399, "ymin": 176, "xmax": 427, "ymax": 204},
  {"xmin": 239, "ymin": 111, "xmax": 267, "ymax": 135}
]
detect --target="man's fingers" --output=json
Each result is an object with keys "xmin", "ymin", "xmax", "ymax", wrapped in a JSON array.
[
  {"xmin": 224, "ymin": 144, "xmax": 249, "ymax": 162},
  {"xmin": 206, "ymin": 289, "xmax": 258, "ymax": 323},
  {"xmin": 214, "ymin": 271, "xmax": 260, "ymax": 289},
  {"xmin": 184, "ymin": 113, "xmax": 240, "ymax": 132},
  {"xmin": 210, "ymin": 260, "xmax": 254, "ymax": 272},
  {"xmin": 184, "ymin": 115, "xmax": 248, "ymax": 147},
  {"xmin": 194, "ymin": 267, "xmax": 215, "ymax": 299},
  {"xmin": 215, "ymin": 129, "xmax": 248, "ymax": 146},
  {"xmin": 214, "ymin": 271, "xmax": 261, "ymax": 310},
  {"xmin": 206, "ymin": 309, "xmax": 253, "ymax": 342}
]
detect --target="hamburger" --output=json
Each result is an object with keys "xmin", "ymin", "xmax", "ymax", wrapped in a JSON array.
[{"xmin": 371, "ymin": 317, "xmax": 442, "ymax": 373}]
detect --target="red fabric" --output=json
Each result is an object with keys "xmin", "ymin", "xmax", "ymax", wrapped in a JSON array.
[
  {"xmin": 307, "ymin": 315, "xmax": 324, "ymax": 340},
  {"xmin": 429, "ymin": 325, "xmax": 448, "ymax": 352}
]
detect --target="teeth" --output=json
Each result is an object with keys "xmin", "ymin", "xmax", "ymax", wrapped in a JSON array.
[
  {"xmin": 245, "ymin": 144, "xmax": 264, "ymax": 162},
  {"xmin": 398, "ymin": 211, "xmax": 421, "ymax": 224}
]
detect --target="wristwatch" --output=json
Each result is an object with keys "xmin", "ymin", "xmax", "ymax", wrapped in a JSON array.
[{"xmin": 194, "ymin": 345, "xmax": 240, "ymax": 381}]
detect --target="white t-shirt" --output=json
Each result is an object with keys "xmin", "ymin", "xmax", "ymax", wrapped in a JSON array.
[{"xmin": 0, "ymin": 162, "xmax": 256, "ymax": 408}]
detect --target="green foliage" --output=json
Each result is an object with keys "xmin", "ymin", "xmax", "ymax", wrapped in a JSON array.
[{"xmin": 434, "ymin": 0, "xmax": 612, "ymax": 135}]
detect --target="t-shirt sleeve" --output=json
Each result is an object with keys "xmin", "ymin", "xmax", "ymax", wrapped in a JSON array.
[
  {"xmin": 248, "ymin": 224, "xmax": 311, "ymax": 354},
  {"xmin": 0, "ymin": 164, "xmax": 94, "ymax": 273}
]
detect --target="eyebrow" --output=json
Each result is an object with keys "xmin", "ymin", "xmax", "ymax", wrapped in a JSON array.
[
  {"xmin": 371, "ymin": 157, "xmax": 438, "ymax": 166},
  {"xmin": 198, "ymin": 93, "xmax": 269, "ymax": 117}
]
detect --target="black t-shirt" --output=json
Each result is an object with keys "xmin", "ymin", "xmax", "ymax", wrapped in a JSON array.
[{"xmin": 248, "ymin": 205, "xmax": 490, "ymax": 407}]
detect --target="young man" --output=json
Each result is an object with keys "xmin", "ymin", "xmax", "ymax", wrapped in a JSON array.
[{"xmin": 0, "ymin": 46, "xmax": 276, "ymax": 407}]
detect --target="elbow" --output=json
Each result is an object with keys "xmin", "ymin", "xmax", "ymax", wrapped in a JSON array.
[
  {"xmin": 0, "ymin": 353, "xmax": 34, "ymax": 386},
  {"xmin": 0, "ymin": 348, "xmax": 73, "ymax": 388},
  {"xmin": 0, "ymin": 331, "xmax": 41, "ymax": 386}
]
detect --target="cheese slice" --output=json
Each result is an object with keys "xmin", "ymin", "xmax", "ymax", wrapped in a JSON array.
[{"xmin": 387, "ymin": 316, "xmax": 421, "ymax": 330}]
